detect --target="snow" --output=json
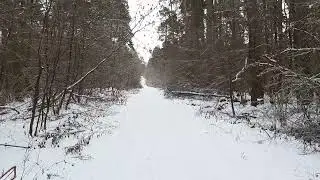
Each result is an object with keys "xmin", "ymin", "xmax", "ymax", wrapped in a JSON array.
[{"xmin": 1, "ymin": 78, "xmax": 320, "ymax": 179}]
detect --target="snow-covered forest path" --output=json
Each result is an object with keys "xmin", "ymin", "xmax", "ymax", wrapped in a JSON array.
[{"xmin": 68, "ymin": 79, "xmax": 320, "ymax": 180}]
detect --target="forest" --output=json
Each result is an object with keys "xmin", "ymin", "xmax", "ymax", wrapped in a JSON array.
[
  {"xmin": 1, "ymin": 0, "xmax": 320, "ymax": 179},
  {"xmin": 146, "ymin": 0, "xmax": 320, "ymax": 143},
  {"xmin": 0, "ymin": 0, "xmax": 144, "ymax": 136}
]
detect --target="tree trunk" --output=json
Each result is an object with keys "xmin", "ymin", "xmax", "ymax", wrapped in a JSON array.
[
  {"xmin": 206, "ymin": 0, "xmax": 214, "ymax": 52},
  {"xmin": 246, "ymin": 0, "xmax": 264, "ymax": 106}
]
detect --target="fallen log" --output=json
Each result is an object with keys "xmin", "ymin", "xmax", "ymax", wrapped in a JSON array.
[{"xmin": 169, "ymin": 91, "xmax": 229, "ymax": 98}]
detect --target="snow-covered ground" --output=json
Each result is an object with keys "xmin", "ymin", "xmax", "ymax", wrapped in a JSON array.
[{"xmin": 1, "ymin": 78, "xmax": 320, "ymax": 180}]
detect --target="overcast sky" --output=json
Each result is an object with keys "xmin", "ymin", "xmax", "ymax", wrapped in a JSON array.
[{"xmin": 128, "ymin": 0, "xmax": 162, "ymax": 63}]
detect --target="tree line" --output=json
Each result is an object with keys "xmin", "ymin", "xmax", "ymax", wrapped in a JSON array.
[
  {"xmin": 146, "ymin": 0, "xmax": 320, "ymax": 141},
  {"xmin": 0, "ymin": 0, "xmax": 144, "ymax": 136}
]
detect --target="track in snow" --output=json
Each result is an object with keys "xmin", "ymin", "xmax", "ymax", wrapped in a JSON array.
[{"xmin": 68, "ymin": 79, "xmax": 320, "ymax": 180}]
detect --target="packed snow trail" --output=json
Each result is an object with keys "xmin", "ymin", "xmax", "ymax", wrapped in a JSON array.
[{"xmin": 67, "ymin": 81, "xmax": 320, "ymax": 180}]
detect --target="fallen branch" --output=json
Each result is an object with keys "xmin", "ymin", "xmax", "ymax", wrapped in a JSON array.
[
  {"xmin": 0, "ymin": 166, "xmax": 16, "ymax": 180},
  {"xmin": 72, "ymin": 93, "xmax": 104, "ymax": 100},
  {"xmin": 0, "ymin": 106, "xmax": 20, "ymax": 114},
  {"xmin": 169, "ymin": 91, "xmax": 229, "ymax": 98},
  {"xmin": 0, "ymin": 143, "xmax": 31, "ymax": 149},
  {"xmin": 255, "ymin": 122, "xmax": 272, "ymax": 138},
  {"xmin": 39, "ymin": 129, "xmax": 86, "ymax": 139}
]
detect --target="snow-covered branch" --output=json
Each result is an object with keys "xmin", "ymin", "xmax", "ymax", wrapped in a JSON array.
[
  {"xmin": 232, "ymin": 58, "xmax": 248, "ymax": 83},
  {"xmin": 0, "ymin": 106, "xmax": 20, "ymax": 114},
  {"xmin": 279, "ymin": 48, "xmax": 320, "ymax": 55}
]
